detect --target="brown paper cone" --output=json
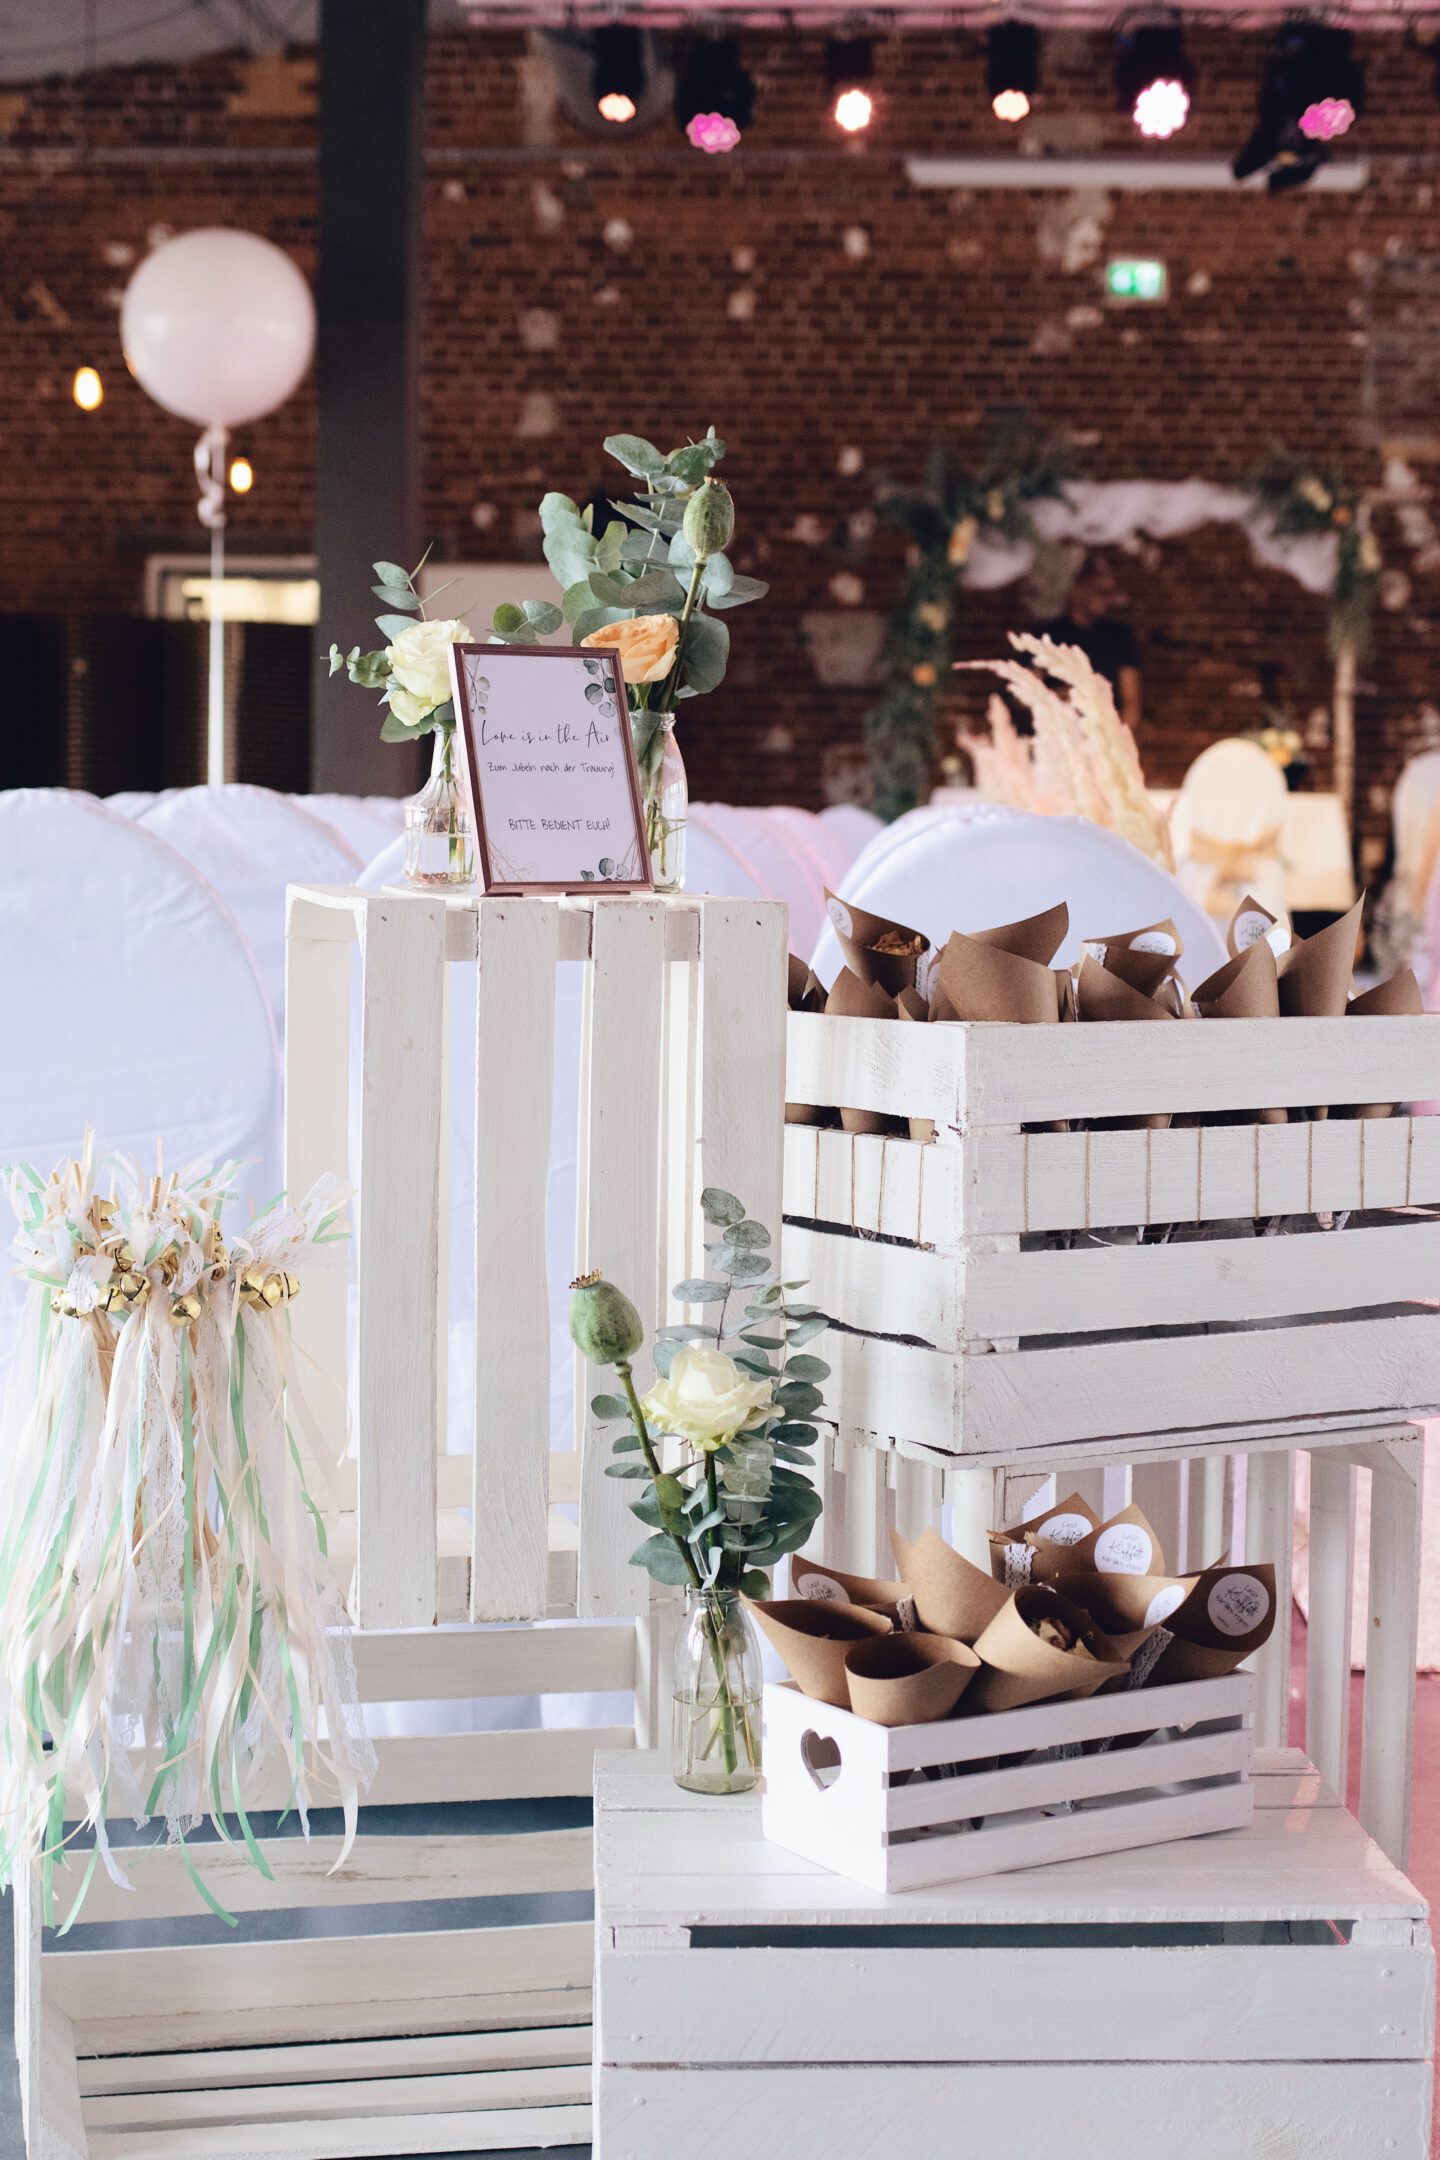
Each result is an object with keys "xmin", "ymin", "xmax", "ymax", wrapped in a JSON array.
[
  {"xmin": 1085, "ymin": 920, "xmax": 1183, "ymax": 1001},
  {"xmin": 791, "ymin": 1556, "xmax": 916, "ymax": 1628},
  {"xmin": 893, "ymin": 1527, "xmax": 1010, "ymax": 1641},
  {"xmin": 969, "ymin": 1586, "xmax": 1129, "ymax": 1712},
  {"xmin": 929, "ymin": 931, "xmax": 1062, "ymax": 1024},
  {"xmin": 788, "ymin": 953, "xmax": 827, "ymax": 1014},
  {"xmin": 747, "ymin": 1598, "xmax": 893, "ymax": 1708},
  {"xmin": 843, "ymin": 1633, "xmax": 981, "ymax": 1726},
  {"xmin": 991, "ymin": 1503, "xmax": 1165, "ymax": 1587},
  {"xmin": 1277, "ymin": 898, "xmax": 1364, "ymax": 1019},
  {"xmin": 967, "ymin": 901, "xmax": 1070, "ymax": 967},
  {"xmin": 1347, "ymin": 971, "xmax": 1425, "ymax": 1119},
  {"xmin": 1227, "ymin": 895, "xmax": 1282, "ymax": 961},
  {"xmin": 1076, "ymin": 955, "xmax": 1178, "ymax": 1025},
  {"xmin": 988, "ymin": 1492, "xmax": 1100, "ymax": 1583},
  {"xmin": 1193, "ymin": 940, "xmax": 1280, "ymax": 1019},
  {"xmin": 1146, "ymin": 1561, "xmax": 1276, "ymax": 1686},
  {"xmin": 824, "ymin": 890, "xmax": 929, "ymax": 997}
]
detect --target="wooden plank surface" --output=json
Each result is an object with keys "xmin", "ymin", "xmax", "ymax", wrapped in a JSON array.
[
  {"xmin": 1305, "ymin": 1449, "xmax": 1356, "ymax": 1800},
  {"xmin": 600, "ymin": 1942, "xmax": 1433, "ymax": 2065},
  {"xmin": 576, "ymin": 900, "xmax": 667, "ymax": 1619},
  {"xmin": 355, "ymin": 893, "xmax": 444, "ymax": 1627},
  {"xmin": 78, "ymin": 2025, "xmax": 592, "ymax": 2098},
  {"xmin": 699, "ymin": 899, "xmax": 788, "ymax": 1268},
  {"xmin": 88, "ymin": 2101, "xmax": 591, "ymax": 2160},
  {"xmin": 350, "ymin": 1618, "xmax": 636, "ymax": 1702},
  {"xmin": 74, "ymin": 1986, "xmax": 592, "ymax": 2061},
  {"xmin": 597, "ymin": 2064, "xmax": 1429, "ymax": 2160},
  {"xmin": 84, "ymin": 2063, "xmax": 591, "ymax": 2132},
  {"xmin": 1361, "ymin": 1432, "xmax": 1424, "ymax": 1867},
  {"xmin": 472, "ymin": 898, "xmax": 560, "ymax": 1620}
]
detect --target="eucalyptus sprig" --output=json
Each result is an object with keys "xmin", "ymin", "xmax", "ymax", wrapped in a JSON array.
[{"xmin": 569, "ymin": 1185, "xmax": 827, "ymax": 1601}]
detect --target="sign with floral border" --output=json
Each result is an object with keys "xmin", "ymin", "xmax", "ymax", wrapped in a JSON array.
[{"xmin": 449, "ymin": 643, "xmax": 652, "ymax": 893}]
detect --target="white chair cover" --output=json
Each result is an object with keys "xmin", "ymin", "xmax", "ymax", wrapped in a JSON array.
[
  {"xmin": 817, "ymin": 803, "xmax": 883, "ymax": 872},
  {"xmin": 809, "ymin": 804, "xmax": 1226, "ymax": 988},
  {"xmin": 0, "ymin": 791, "xmax": 280, "ymax": 1371},
  {"xmin": 691, "ymin": 803, "xmax": 824, "ymax": 953},
  {"xmin": 140, "ymin": 785, "xmax": 363, "ymax": 1037},
  {"xmin": 768, "ymin": 805, "xmax": 856, "ymax": 890},
  {"xmin": 682, "ymin": 814, "xmax": 765, "ymax": 902},
  {"xmin": 1170, "ymin": 740, "xmax": 1291, "ymax": 929},
  {"xmin": 297, "ymin": 791, "xmax": 407, "ymax": 866},
  {"xmin": 103, "ymin": 790, "xmax": 163, "ymax": 819}
]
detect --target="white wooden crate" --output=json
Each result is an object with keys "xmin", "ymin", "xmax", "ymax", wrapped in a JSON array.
[
  {"xmin": 761, "ymin": 1671, "xmax": 1254, "ymax": 1892},
  {"xmin": 595, "ymin": 1748, "xmax": 1435, "ymax": 2160},
  {"xmin": 784, "ymin": 1010, "xmax": 1440, "ymax": 1463},
  {"xmin": 14, "ymin": 886, "xmax": 790, "ymax": 2160}
]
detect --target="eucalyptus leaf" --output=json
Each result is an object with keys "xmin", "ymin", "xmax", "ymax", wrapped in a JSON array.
[
  {"xmin": 630, "ymin": 1535, "xmax": 694, "ymax": 1586},
  {"xmin": 776, "ymin": 1381, "xmax": 823, "ymax": 1415},
  {"xmin": 594, "ymin": 520, "xmax": 628, "ymax": 574},
  {"xmin": 521, "ymin": 599, "xmax": 564, "ymax": 633},
  {"xmin": 701, "ymin": 1187, "xmax": 744, "ymax": 1226},
  {"xmin": 770, "ymin": 1422, "xmax": 818, "ymax": 1444},
  {"xmin": 739, "ymin": 1330, "xmax": 784, "ymax": 1349},
  {"xmin": 570, "ymin": 605, "xmax": 628, "ymax": 645},
  {"xmin": 380, "ymin": 710, "xmax": 430, "ymax": 743},
  {"xmin": 723, "ymin": 1219, "xmax": 770, "ymax": 1249},
  {"xmin": 700, "ymin": 551, "xmax": 735, "ymax": 602},
  {"xmin": 611, "ymin": 1434, "xmax": 642, "ymax": 1453},
  {"xmin": 374, "ymin": 612, "xmax": 418, "ymax": 639},
  {"xmin": 706, "ymin": 573, "xmax": 771, "ymax": 610},
  {"xmin": 672, "ymin": 1278, "xmax": 728, "ymax": 1303},
  {"xmin": 656, "ymin": 1323, "xmax": 710, "ymax": 1343},
  {"xmin": 787, "ymin": 1314, "xmax": 829, "ymax": 1346},
  {"xmin": 667, "ymin": 443, "xmax": 714, "ymax": 485},
  {"xmin": 372, "ymin": 585, "xmax": 420, "ymax": 612},
  {"xmin": 591, "ymin": 1393, "xmax": 630, "ymax": 1420},
  {"xmin": 604, "ymin": 1462, "xmax": 652, "ymax": 1479},
  {"xmin": 723, "ymin": 1253, "xmax": 771, "ymax": 1281},
  {"xmin": 652, "ymin": 1340, "xmax": 677, "ymax": 1378},
  {"xmin": 589, "ymin": 568, "xmax": 686, "ymax": 609},
  {"xmin": 783, "ymin": 1354, "xmax": 830, "ymax": 1383},
  {"xmin": 604, "ymin": 433, "xmax": 668, "ymax": 478},
  {"xmin": 732, "ymin": 1352, "xmax": 775, "ymax": 1378},
  {"xmin": 677, "ymin": 612, "xmax": 730, "ymax": 696},
  {"xmin": 372, "ymin": 560, "xmax": 413, "ymax": 591}
]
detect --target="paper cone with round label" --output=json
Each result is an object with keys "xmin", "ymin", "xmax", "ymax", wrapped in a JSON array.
[
  {"xmin": 746, "ymin": 1597, "xmax": 893, "ymax": 1708},
  {"xmin": 1054, "ymin": 1568, "xmax": 1188, "ymax": 1671},
  {"xmin": 1146, "ymin": 1562, "xmax": 1277, "ymax": 1686},
  {"xmin": 969, "ymin": 1585, "xmax": 1129, "ymax": 1712},
  {"xmin": 928, "ymin": 929, "xmax": 1064, "ymax": 1025},
  {"xmin": 968, "ymin": 901, "xmax": 1070, "ymax": 967},
  {"xmin": 1085, "ymin": 920, "xmax": 1183, "ymax": 1000},
  {"xmin": 987, "ymin": 1493, "xmax": 1100, "ymax": 1583},
  {"xmin": 1277, "ymin": 897, "xmax": 1363, "ymax": 1019},
  {"xmin": 824, "ymin": 889, "xmax": 929, "ymax": 997},
  {"xmin": 843, "ymin": 1632, "xmax": 981, "ymax": 1726},
  {"xmin": 1227, "ymin": 895, "xmax": 1284, "ymax": 961},
  {"xmin": 791, "ymin": 1556, "xmax": 917, "ymax": 1629},
  {"xmin": 893, "ymin": 1527, "xmax": 1010, "ymax": 1641},
  {"xmin": 1346, "ymin": 969, "xmax": 1425, "ymax": 1119},
  {"xmin": 826, "ymin": 969, "xmax": 909, "ymax": 1136}
]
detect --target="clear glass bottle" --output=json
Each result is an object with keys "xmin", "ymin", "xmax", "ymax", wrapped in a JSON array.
[
  {"xmin": 644, "ymin": 725, "xmax": 688, "ymax": 893},
  {"xmin": 672, "ymin": 1586, "xmax": 762, "ymax": 1795},
  {"xmin": 403, "ymin": 724, "xmax": 474, "ymax": 888}
]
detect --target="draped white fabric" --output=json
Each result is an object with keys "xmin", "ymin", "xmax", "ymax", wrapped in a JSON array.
[
  {"xmin": 140, "ymin": 785, "xmax": 362, "ymax": 1038},
  {"xmin": 296, "ymin": 791, "xmax": 407, "ymax": 865},
  {"xmin": 961, "ymin": 477, "xmax": 1340, "ymax": 597},
  {"xmin": 809, "ymin": 802, "xmax": 1227, "ymax": 988}
]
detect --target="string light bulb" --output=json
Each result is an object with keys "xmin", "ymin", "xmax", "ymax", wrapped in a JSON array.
[
  {"xmin": 988, "ymin": 23, "xmax": 1039, "ymax": 124},
  {"xmin": 72, "ymin": 366, "xmax": 103, "ymax": 411},
  {"xmin": 1116, "ymin": 24, "xmax": 1193, "ymax": 140},
  {"xmin": 591, "ymin": 25, "xmax": 645, "ymax": 125},
  {"xmin": 229, "ymin": 456, "xmax": 254, "ymax": 494}
]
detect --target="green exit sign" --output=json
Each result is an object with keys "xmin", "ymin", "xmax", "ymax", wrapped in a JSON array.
[{"xmin": 1105, "ymin": 257, "xmax": 1168, "ymax": 301}]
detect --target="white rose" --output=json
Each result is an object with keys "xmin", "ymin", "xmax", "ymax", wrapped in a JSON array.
[
  {"xmin": 641, "ymin": 1345, "xmax": 775, "ymax": 1454},
  {"xmin": 385, "ymin": 683, "xmax": 432, "ymax": 730},
  {"xmin": 386, "ymin": 617, "xmax": 469, "ymax": 712}
]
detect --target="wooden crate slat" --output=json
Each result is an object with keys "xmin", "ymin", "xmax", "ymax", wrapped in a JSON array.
[
  {"xmin": 87, "ymin": 2100, "xmax": 592, "ymax": 2160},
  {"xmin": 350, "ymin": 1617, "xmax": 635, "ymax": 1701},
  {"xmin": 471, "ymin": 898, "xmax": 560, "ymax": 1621},
  {"xmin": 883, "ymin": 1724, "xmax": 1252, "ymax": 1832},
  {"xmin": 73, "ymin": 1987, "xmax": 593, "ymax": 2061},
  {"xmin": 77, "ymin": 2025, "xmax": 593, "ymax": 2098},
  {"xmin": 58, "ymin": 1827, "xmax": 594, "ymax": 1926},
  {"xmin": 355, "ymin": 895, "xmax": 444, "ymax": 1628},
  {"xmin": 83, "ymin": 2063, "xmax": 592, "ymax": 2133},
  {"xmin": 699, "ymin": 900, "xmax": 789, "ymax": 1270},
  {"xmin": 600, "ymin": 1941, "xmax": 1432, "ymax": 2067},
  {"xmin": 46, "ymin": 1920, "xmax": 592, "ymax": 2025},
  {"xmin": 576, "ymin": 900, "xmax": 668, "ymax": 1619},
  {"xmin": 597, "ymin": 2063, "xmax": 1427, "ymax": 2160}
]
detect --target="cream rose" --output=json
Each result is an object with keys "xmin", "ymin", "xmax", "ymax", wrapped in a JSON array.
[
  {"xmin": 385, "ymin": 682, "xmax": 432, "ymax": 731},
  {"xmin": 641, "ymin": 1346, "xmax": 775, "ymax": 1454},
  {"xmin": 581, "ymin": 613, "xmax": 679, "ymax": 685},
  {"xmin": 386, "ymin": 616, "xmax": 470, "ymax": 712}
]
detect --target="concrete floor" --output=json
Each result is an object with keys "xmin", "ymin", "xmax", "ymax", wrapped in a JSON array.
[{"xmin": 1, "ymin": 1632, "xmax": 1435, "ymax": 2160}]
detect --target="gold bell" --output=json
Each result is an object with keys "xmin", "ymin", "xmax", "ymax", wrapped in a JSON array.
[{"xmin": 170, "ymin": 1290, "xmax": 204, "ymax": 1327}]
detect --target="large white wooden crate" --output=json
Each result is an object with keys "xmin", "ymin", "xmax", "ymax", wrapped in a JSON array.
[
  {"xmin": 761, "ymin": 1671, "xmax": 1254, "ymax": 1892},
  {"xmin": 12, "ymin": 885, "xmax": 790, "ymax": 2160},
  {"xmin": 784, "ymin": 1010, "xmax": 1440, "ymax": 1464},
  {"xmin": 594, "ymin": 1749, "xmax": 1435, "ymax": 2160}
]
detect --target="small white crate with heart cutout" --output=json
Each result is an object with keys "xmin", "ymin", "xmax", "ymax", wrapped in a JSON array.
[{"xmin": 761, "ymin": 1670, "xmax": 1255, "ymax": 1893}]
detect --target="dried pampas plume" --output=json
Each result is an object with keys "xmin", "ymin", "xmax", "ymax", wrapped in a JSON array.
[{"xmin": 958, "ymin": 635, "xmax": 1173, "ymax": 871}]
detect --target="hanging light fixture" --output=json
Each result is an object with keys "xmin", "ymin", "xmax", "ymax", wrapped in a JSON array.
[
  {"xmin": 987, "ymin": 22, "xmax": 1039, "ymax": 124},
  {"xmin": 826, "ymin": 37, "xmax": 875, "ymax": 133},
  {"xmin": 1233, "ymin": 20, "xmax": 1363, "ymax": 191},
  {"xmin": 592, "ymin": 24, "xmax": 646, "ymax": 125},
  {"xmin": 1116, "ymin": 23, "xmax": 1193, "ymax": 140},
  {"xmin": 673, "ymin": 34, "xmax": 755, "ymax": 153}
]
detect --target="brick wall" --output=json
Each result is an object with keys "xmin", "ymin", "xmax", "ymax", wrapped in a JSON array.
[{"xmin": 3, "ymin": 26, "xmax": 1439, "ymax": 854}]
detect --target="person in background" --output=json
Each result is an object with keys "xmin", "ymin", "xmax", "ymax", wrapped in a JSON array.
[{"xmin": 1037, "ymin": 552, "xmax": 1143, "ymax": 731}]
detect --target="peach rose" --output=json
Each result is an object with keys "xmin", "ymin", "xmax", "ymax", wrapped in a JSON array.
[{"xmin": 581, "ymin": 613, "xmax": 679, "ymax": 685}]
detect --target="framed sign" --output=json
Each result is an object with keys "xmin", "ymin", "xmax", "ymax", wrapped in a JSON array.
[{"xmin": 448, "ymin": 644, "xmax": 652, "ymax": 894}]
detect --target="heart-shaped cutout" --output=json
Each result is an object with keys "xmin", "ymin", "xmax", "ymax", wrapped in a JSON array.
[{"xmin": 800, "ymin": 1729, "xmax": 842, "ymax": 1792}]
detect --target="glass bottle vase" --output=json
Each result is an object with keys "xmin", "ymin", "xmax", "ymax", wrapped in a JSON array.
[
  {"xmin": 403, "ymin": 724, "xmax": 475, "ymax": 889},
  {"xmin": 643, "ymin": 725, "xmax": 687, "ymax": 893},
  {"xmin": 672, "ymin": 1586, "xmax": 762, "ymax": 1795}
]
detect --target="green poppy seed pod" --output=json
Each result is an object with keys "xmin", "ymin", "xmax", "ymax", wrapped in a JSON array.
[
  {"xmin": 682, "ymin": 479, "xmax": 735, "ymax": 562},
  {"xmin": 568, "ymin": 1270, "xmax": 645, "ymax": 1365}
]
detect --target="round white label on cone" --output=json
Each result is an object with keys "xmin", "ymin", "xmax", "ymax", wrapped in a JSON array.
[
  {"xmin": 826, "ymin": 896, "xmax": 854, "ymax": 940},
  {"xmin": 1130, "ymin": 928, "xmax": 1178, "ymax": 956},
  {"xmin": 1207, "ymin": 1573, "xmax": 1272, "ymax": 1638},
  {"xmin": 1038, "ymin": 1511, "xmax": 1091, "ymax": 1546},
  {"xmin": 1144, "ymin": 1583, "xmax": 1187, "ymax": 1627},
  {"xmin": 1094, "ymin": 1523, "xmax": 1155, "ymax": 1575},
  {"xmin": 793, "ymin": 1570, "xmax": 844, "ymax": 1603},
  {"xmin": 1232, "ymin": 908, "xmax": 1273, "ymax": 952}
]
